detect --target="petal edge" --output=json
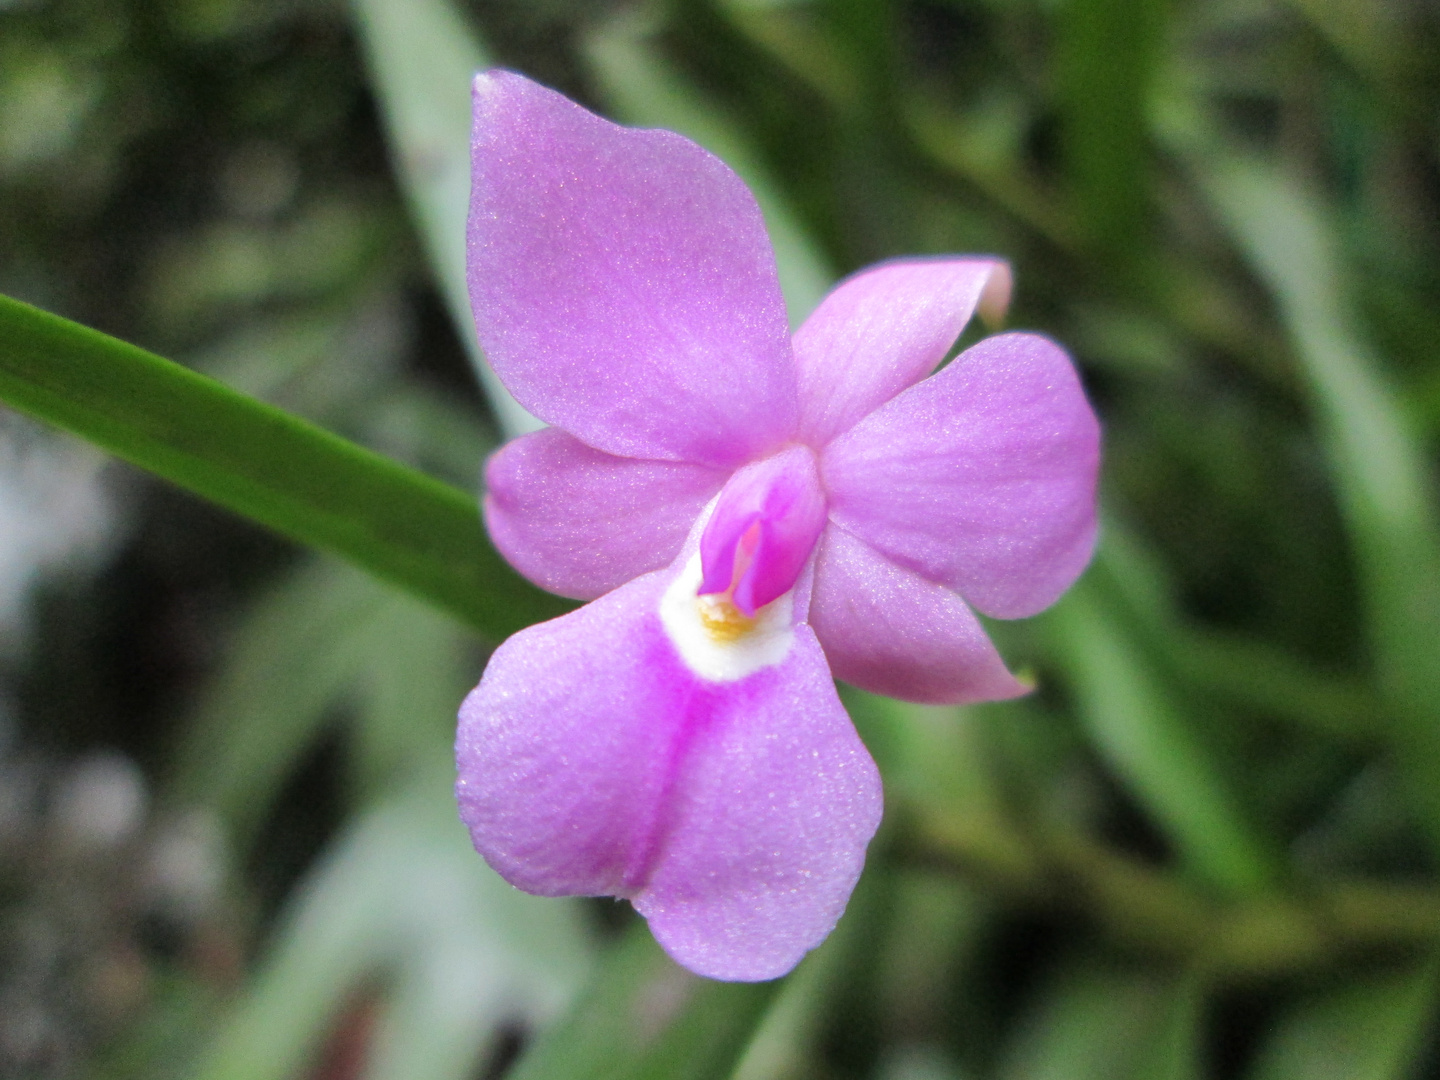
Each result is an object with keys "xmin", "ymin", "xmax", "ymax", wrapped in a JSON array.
[
  {"xmin": 794, "ymin": 258, "xmax": 1011, "ymax": 447},
  {"xmin": 809, "ymin": 525, "xmax": 1028, "ymax": 704},
  {"xmin": 822, "ymin": 332, "xmax": 1100, "ymax": 619}
]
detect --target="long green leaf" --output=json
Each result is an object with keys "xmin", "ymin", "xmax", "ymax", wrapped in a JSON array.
[
  {"xmin": 0, "ymin": 293, "xmax": 566, "ymax": 636},
  {"xmin": 507, "ymin": 922, "xmax": 780, "ymax": 1080}
]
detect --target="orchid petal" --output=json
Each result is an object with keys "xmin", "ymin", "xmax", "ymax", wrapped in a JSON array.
[
  {"xmin": 456, "ymin": 573, "xmax": 681, "ymax": 900},
  {"xmin": 634, "ymin": 622, "xmax": 881, "ymax": 981},
  {"xmin": 698, "ymin": 446, "xmax": 827, "ymax": 616},
  {"xmin": 468, "ymin": 72, "xmax": 798, "ymax": 468},
  {"xmin": 484, "ymin": 428, "xmax": 726, "ymax": 600},
  {"xmin": 822, "ymin": 332, "xmax": 1100, "ymax": 619},
  {"xmin": 809, "ymin": 525, "xmax": 1028, "ymax": 704},
  {"xmin": 456, "ymin": 563, "xmax": 881, "ymax": 982},
  {"xmin": 794, "ymin": 258, "xmax": 1011, "ymax": 447}
]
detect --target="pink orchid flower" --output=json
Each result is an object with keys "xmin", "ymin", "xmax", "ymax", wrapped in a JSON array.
[{"xmin": 455, "ymin": 72, "xmax": 1100, "ymax": 982}]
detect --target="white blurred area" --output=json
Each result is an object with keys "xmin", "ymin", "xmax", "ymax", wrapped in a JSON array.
[
  {"xmin": 0, "ymin": 408, "xmax": 117, "ymax": 646},
  {"xmin": 0, "ymin": 419, "xmax": 238, "ymax": 1078}
]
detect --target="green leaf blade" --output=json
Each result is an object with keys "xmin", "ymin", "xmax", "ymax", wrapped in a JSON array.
[{"xmin": 0, "ymin": 293, "xmax": 566, "ymax": 637}]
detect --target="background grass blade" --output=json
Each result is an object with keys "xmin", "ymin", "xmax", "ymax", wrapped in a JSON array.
[
  {"xmin": 0, "ymin": 293, "xmax": 565, "ymax": 637},
  {"xmin": 1045, "ymin": 571, "xmax": 1281, "ymax": 898},
  {"xmin": 507, "ymin": 922, "xmax": 781, "ymax": 1080},
  {"xmin": 1054, "ymin": 0, "xmax": 1166, "ymax": 262},
  {"xmin": 996, "ymin": 954, "xmax": 1204, "ymax": 1080},
  {"xmin": 192, "ymin": 771, "xmax": 589, "ymax": 1080},
  {"xmin": 1193, "ymin": 159, "xmax": 1440, "ymax": 849},
  {"xmin": 1247, "ymin": 955, "xmax": 1440, "ymax": 1080},
  {"xmin": 350, "ymin": 0, "xmax": 539, "ymax": 439}
]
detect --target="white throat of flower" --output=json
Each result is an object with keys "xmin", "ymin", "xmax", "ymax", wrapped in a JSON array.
[{"xmin": 658, "ymin": 552, "xmax": 795, "ymax": 682}]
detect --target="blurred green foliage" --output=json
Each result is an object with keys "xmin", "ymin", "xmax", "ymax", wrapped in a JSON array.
[{"xmin": 2, "ymin": 0, "xmax": 1439, "ymax": 1077}]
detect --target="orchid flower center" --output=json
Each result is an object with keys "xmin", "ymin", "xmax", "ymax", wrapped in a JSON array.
[
  {"xmin": 658, "ymin": 446, "xmax": 826, "ymax": 680},
  {"xmin": 692, "ymin": 521, "xmax": 757, "ymax": 640},
  {"xmin": 697, "ymin": 445, "xmax": 827, "ymax": 637}
]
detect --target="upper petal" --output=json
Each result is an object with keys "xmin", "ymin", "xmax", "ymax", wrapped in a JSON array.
[
  {"xmin": 821, "ymin": 332, "xmax": 1100, "ymax": 619},
  {"xmin": 468, "ymin": 71, "xmax": 798, "ymax": 468},
  {"xmin": 794, "ymin": 258, "xmax": 1011, "ymax": 447},
  {"xmin": 484, "ymin": 428, "xmax": 727, "ymax": 600},
  {"xmin": 808, "ymin": 524, "xmax": 1028, "ymax": 704}
]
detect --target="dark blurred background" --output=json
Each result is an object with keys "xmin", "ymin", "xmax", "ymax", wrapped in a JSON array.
[{"xmin": 1, "ymin": 0, "xmax": 1439, "ymax": 1077}]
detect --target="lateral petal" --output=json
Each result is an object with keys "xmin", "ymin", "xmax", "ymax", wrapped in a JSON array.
[
  {"xmin": 794, "ymin": 258, "xmax": 1010, "ymax": 447},
  {"xmin": 822, "ymin": 332, "xmax": 1100, "ymax": 620},
  {"xmin": 808, "ymin": 525, "xmax": 1028, "ymax": 704},
  {"xmin": 484, "ymin": 429, "xmax": 726, "ymax": 600},
  {"xmin": 456, "ymin": 572, "xmax": 680, "ymax": 899},
  {"xmin": 468, "ymin": 71, "xmax": 798, "ymax": 468}
]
